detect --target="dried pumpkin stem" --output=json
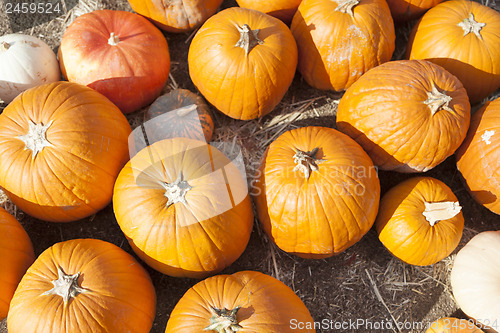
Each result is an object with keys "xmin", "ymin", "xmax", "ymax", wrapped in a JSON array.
[
  {"xmin": 235, "ymin": 24, "xmax": 263, "ymax": 56},
  {"xmin": 424, "ymin": 82, "xmax": 453, "ymax": 115},
  {"xmin": 176, "ymin": 104, "xmax": 198, "ymax": 117},
  {"xmin": 335, "ymin": 0, "xmax": 360, "ymax": 17},
  {"xmin": 108, "ymin": 32, "xmax": 120, "ymax": 46},
  {"xmin": 204, "ymin": 306, "xmax": 242, "ymax": 333},
  {"xmin": 422, "ymin": 201, "xmax": 462, "ymax": 226},
  {"xmin": 17, "ymin": 120, "xmax": 54, "ymax": 158},
  {"xmin": 0, "ymin": 41, "xmax": 10, "ymax": 51},
  {"xmin": 163, "ymin": 172, "xmax": 192, "ymax": 208},
  {"xmin": 293, "ymin": 147, "xmax": 326, "ymax": 180},
  {"xmin": 458, "ymin": 13, "xmax": 485, "ymax": 40},
  {"xmin": 41, "ymin": 266, "xmax": 89, "ymax": 305}
]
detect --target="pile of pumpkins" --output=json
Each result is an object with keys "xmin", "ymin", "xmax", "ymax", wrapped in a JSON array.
[{"xmin": 0, "ymin": 0, "xmax": 499, "ymax": 332}]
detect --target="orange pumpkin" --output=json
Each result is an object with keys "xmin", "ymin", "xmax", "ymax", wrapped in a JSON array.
[
  {"xmin": 235, "ymin": 0, "xmax": 302, "ymax": 24},
  {"xmin": 376, "ymin": 177, "xmax": 464, "ymax": 266},
  {"xmin": 165, "ymin": 270, "xmax": 315, "ymax": 332},
  {"xmin": 426, "ymin": 318, "xmax": 484, "ymax": 333},
  {"xmin": 0, "ymin": 208, "xmax": 34, "ymax": 320},
  {"xmin": 291, "ymin": 0, "xmax": 395, "ymax": 91},
  {"xmin": 144, "ymin": 89, "xmax": 214, "ymax": 142},
  {"xmin": 113, "ymin": 137, "xmax": 253, "ymax": 278},
  {"xmin": 0, "ymin": 82, "xmax": 132, "ymax": 222},
  {"xmin": 127, "ymin": 0, "xmax": 223, "ymax": 33},
  {"xmin": 188, "ymin": 7, "xmax": 298, "ymax": 120},
  {"xmin": 58, "ymin": 10, "xmax": 170, "ymax": 114},
  {"xmin": 386, "ymin": 0, "xmax": 443, "ymax": 21},
  {"xmin": 7, "ymin": 239, "xmax": 156, "ymax": 333},
  {"xmin": 253, "ymin": 126, "xmax": 380, "ymax": 258},
  {"xmin": 456, "ymin": 97, "xmax": 500, "ymax": 215},
  {"xmin": 337, "ymin": 60, "xmax": 470, "ymax": 173},
  {"xmin": 407, "ymin": 0, "xmax": 500, "ymax": 103}
]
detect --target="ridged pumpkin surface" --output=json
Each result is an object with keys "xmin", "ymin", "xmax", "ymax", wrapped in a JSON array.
[
  {"xmin": 386, "ymin": 0, "xmax": 443, "ymax": 21},
  {"xmin": 235, "ymin": 0, "xmax": 302, "ymax": 24}
]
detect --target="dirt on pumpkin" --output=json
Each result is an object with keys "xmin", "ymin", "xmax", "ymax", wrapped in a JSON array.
[{"xmin": 0, "ymin": 0, "xmax": 499, "ymax": 332}]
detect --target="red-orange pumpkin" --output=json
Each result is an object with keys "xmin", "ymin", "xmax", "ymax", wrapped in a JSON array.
[
  {"xmin": 127, "ymin": 0, "xmax": 224, "ymax": 33},
  {"xmin": 0, "ymin": 82, "xmax": 132, "ymax": 222},
  {"xmin": 188, "ymin": 7, "xmax": 298, "ymax": 120},
  {"xmin": 0, "ymin": 208, "xmax": 34, "ymax": 320},
  {"xmin": 7, "ymin": 239, "xmax": 156, "ymax": 333},
  {"xmin": 58, "ymin": 10, "xmax": 170, "ymax": 114},
  {"xmin": 386, "ymin": 0, "xmax": 443, "ymax": 21},
  {"xmin": 144, "ymin": 89, "xmax": 214, "ymax": 142},
  {"xmin": 456, "ymin": 97, "xmax": 500, "ymax": 215},
  {"xmin": 236, "ymin": 0, "xmax": 302, "ymax": 24},
  {"xmin": 253, "ymin": 126, "xmax": 380, "ymax": 258},
  {"xmin": 337, "ymin": 60, "xmax": 470, "ymax": 172},
  {"xmin": 407, "ymin": 0, "xmax": 500, "ymax": 103},
  {"xmin": 165, "ymin": 271, "xmax": 315, "ymax": 332},
  {"xmin": 113, "ymin": 137, "xmax": 253, "ymax": 278},
  {"xmin": 291, "ymin": 0, "xmax": 395, "ymax": 91}
]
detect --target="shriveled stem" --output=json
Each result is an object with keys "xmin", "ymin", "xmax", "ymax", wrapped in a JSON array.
[
  {"xmin": 335, "ymin": 0, "xmax": 360, "ymax": 17},
  {"xmin": 17, "ymin": 120, "xmax": 54, "ymax": 158},
  {"xmin": 422, "ymin": 201, "xmax": 462, "ymax": 226},
  {"xmin": 235, "ymin": 24, "xmax": 263, "ymax": 55},
  {"xmin": 108, "ymin": 32, "xmax": 120, "ymax": 45},
  {"xmin": 42, "ymin": 266, "xmax": 89, "ymax": 305},
  {"xmin": 458, "ymin": 13, "xmax": 485, "ymax": 40},
  {"xmin": 163, "ymin": 172, "xmax": 192, "ymax": 208},
  {"xmin": 293, "ymin": 147, "xmax": 326, "ymax": 180},
  {"xmin": 0, "ymin": 41, "xmax": 10, "ymax": 51},
  {"xmin": 204, "ymin": 306, "xmax": 242, "ymax": 332},
  {"xmin": 423, "ymin": 82, "xmax": 453, "ymax": 115}
]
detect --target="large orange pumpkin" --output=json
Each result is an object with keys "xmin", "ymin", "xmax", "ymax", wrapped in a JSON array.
[
  {"xmin": 376, "ymin": 177, "xmax": 464, "ymax": 266},
  {"xmin": 165, "ymin": 271, "xmax": 315, "ymax": 332},
  {"xmin": 386, "ymin": 0, "xmax": 443, "ymax": 22},
  {"xmin": 7, "ymin": 239, "xmax": 156, "ymax": 333},
  {"xmin": 290, "ymin": 0, "xmax": 395, "ymax": 91},
  {"xmin": 337, "ymin": 60, "xmax": 470, "ymax": 173},
  {"xmin": 456, "ymin": 97, "xmax": 500, "ymax": 215},
  {"xmin": 407, "ymin": 0, "xmax": 500, "ymax": 103},
  {"xmin": 188, "ymin": 7, "xmax": 298, "ymax": 120},
  {"xmin": 0, "ymin": 82, "xmax": 132, "ymax": 222},
  {"xmin": 235, "ymin": 0, "xmax": 302, "ymax": 24},
  {"xmin": 253, "ymin": 126, "xmax": 380, "ymax": 258},
  {"xmin": 0, "ymin": 208, "xmax": 34, "ymax": 320},
  {"xmin": 127, "ymin": 0, "xmax": 224, "ymax": 33},
  {"xmin": 426, "ymin": 318, "xmax": 484, "ymax": 333},
  {"xmin": 58, "ymin": 10, "xmax": 170, "ymax": 114},
  {"xmin": 113, "ymin": 137, "xmax": 253, "ymax": 278}
]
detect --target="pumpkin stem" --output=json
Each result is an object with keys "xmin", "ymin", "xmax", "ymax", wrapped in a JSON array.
[
  {"xmin": 108, "ymin": 32, "xmax": 120, "ymax": 46},
  {"xmin": 293, "ymin": 147, "xmax": 326, "ymax": 180},
  {"xmin": 235, "ymin": 24, "xmax": 263, "ymax": 56},
  {"xmin": 422, "ymin": 201, "xmax": 462, "ymax": 226},
  {"xmin": 458, "ymin": 13, "xmax": 485, "ymax": 40},
  {"xmin": 163, "ymin": 172, "xmax": 192, "ymax": 208},
  {"xmin": 17, "ymin": 120, "xmax": 54, "ymax": 158},
  {"xmin": 424, "ymin": 82, "xmax": 453, "ymax": 115},
  {"xmin": 335, "ymin": 0, "xmax": 360, "ymax": 18},
  {"xmin": 0, "ymin": 41, "xmax": 10, "ymax": 51},
  {"xmin": 41, "ymin": 266, "xmax": 89, "ymax": 305},
  {"xmin": 176, "ymin": 104, "xmax": 198, "ymax": 117},
  {"xmin": 204, "ymin": 306, "xmax": 242, "ymax": 332}
]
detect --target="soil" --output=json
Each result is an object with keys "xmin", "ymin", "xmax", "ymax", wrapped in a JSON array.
[{"xmin": 0, "ymin": 1, "xmax": 499, "ymax": 332}]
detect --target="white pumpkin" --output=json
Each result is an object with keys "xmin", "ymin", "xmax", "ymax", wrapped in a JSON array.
[
  {"xmin": 0, "ymin": 34, "xmax": 60, "ymax": 104},
  {"xmin": 451, "ymin": 231, "xmax": 500, "ymax": 333}
]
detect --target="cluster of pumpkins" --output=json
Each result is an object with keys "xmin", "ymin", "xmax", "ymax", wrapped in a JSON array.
[{"xmin": 0, "ymin": 0, "xmax": 499, "ymax": 332}]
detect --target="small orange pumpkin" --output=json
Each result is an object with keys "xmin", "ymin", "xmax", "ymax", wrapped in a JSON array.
[
  {"xmin": 144, "ymin": 89, "xmax": 214, "ymax": 142},
  {"xmin": 0, "ymin": 208, "xmax": 34, "ymax": 320},
  {"xmin": 426, "ymin": 318, "xmax": 484, "ymax": 333},
  {"xmin": 0, "ymin": 82, "xmax": 132, "ymax": 222},
  {"xmin": 235, "ymin": 0, "xmax": 302, "ymax": 24},
  {"xmin": 337, "ymin": 60, "xmax": 470, "ymax": 172},
  {"xmin": 254, "ymin": 126, "xmax": 380, "ymax": 258},
  {"xmin": 165, "ymin": 271, "xmax": 315, "ymax": 332},
  {"xmin": 386, "ymin": 0, "xmax": 443, "ymax": 22},
  {"xmin": 376, "ymin": 177, "xmax": 464, "ymax": 266},
  {"xmin": 456, "ymin": 97, "xmax": 500, "ymax": 215},
  {"xmin": 7, "ymin": 239, "xmax": 156, "ymax": 333},
  {"xmin": 113, "ymin": 137, "xmax": 253, "ymax": 278}
]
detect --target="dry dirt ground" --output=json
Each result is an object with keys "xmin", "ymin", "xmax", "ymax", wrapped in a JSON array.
[{"xmin": 0, "ymin": 0, "xmax": 499, "ymax": 332}]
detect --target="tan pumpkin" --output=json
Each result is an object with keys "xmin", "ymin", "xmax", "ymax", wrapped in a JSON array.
[{"xmin": 337, "ymin": 60, "xmax": 470, "ymax": 172}]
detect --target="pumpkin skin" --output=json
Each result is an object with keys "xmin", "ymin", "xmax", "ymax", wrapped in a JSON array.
[
  {"xmin": 235, "ymin": 0, "xmax": 302, "ymax": 24},
  {"xmin": 426, "ymin": 318, "xmax": 484, "ymax": 333},
  {"xmin": 386, "ymin": 0, "xmax": 443, "ymax": 22},
  {"xmin": 0, "ymin": 82, "xmax": 132, "ymax": 222},
  {"xmin": 451, "ymin": 231, "xmax": 500, "ymax": 333},
  {"xmin": 253, "ymin": 126, "xmax": 380, "ymax": 259},
  {"xmin": 188, "ymin": 7, "xmax": 298, "ymax": 120},
  {"xmin": 7, "ymin": 239, "xmax": 156, "ymax": 333},
  {"xmin": 58, "ymin": 10, "xmax": 170, "ymax": 114},
  {"xmin": 290, "ymin": 0, "xmax": 395, "ymax": 91},
  {"xmin": 144, "ymin": 88, "xmax": 214, "ymax": 142},
  {"xmin": 165, "ymin": 271, "xmax": 315, "ymax": 333},
  {"xmin": 337, "ymin": 60, "xmax": 470, "ymax": 173},
  {"xmin": 376, "ymin": 177, "xmax": 464, "ymax": 266},
  {"xmin": 127, "ymin": 0, "xmax": 224, "ymax": 33},
  {"xmin": 0, "ymin": 34, "xmax": 60, "ymax": 104},
  {"xmin": 407, "ymin": 0, "xmax": 500, "ymax": 103},
  {"xmin": 113, "ymin": 137, "xmax": 253, "ymax": 278},
  {"xmin": 456, "ymin": 97, "xmax": 500, "ymax": 215},
  {"xmin": 0, "ymin": 208, "xmax": 34, "ymax": 320}
]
